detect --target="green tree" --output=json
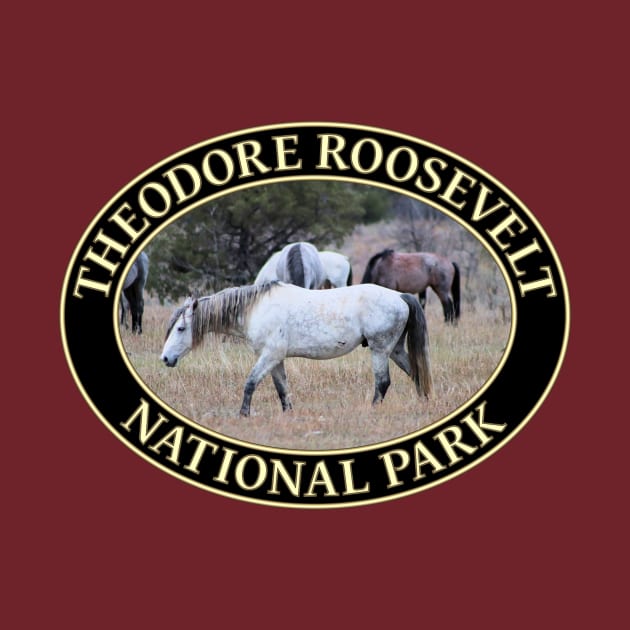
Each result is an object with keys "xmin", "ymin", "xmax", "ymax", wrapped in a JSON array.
[{"xmin": 147, "ymin": 181, "xmax": 389, "ymax": 300}]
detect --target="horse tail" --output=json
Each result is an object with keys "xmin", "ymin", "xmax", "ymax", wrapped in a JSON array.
[
  {"xmin": 287, "ymin": 243, "xmax": 305, "ymax": 287},
  {"xmin": 400, "ymin": 293, "xmax": 433, "ymax": 397},
  {"xmin": 451, "ymin": 262, "xmax": 460, "ymax": 320},
  {"xmin": 361, "ymin": 249, "xmax": 393, "ymax": 283}
]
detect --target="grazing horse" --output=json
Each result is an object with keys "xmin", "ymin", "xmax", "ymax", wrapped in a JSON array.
[
  {"xmin": 256, "ymin": 242, "xmax": 326, "ymax": 289},
  {"xmin": 254, "ymin": 251, "xmax": 281, "ymax": 285},
  {"xmin": 161, "ymin": 282, "xmax": 432, "ymax": 417},
  {"xmin": 255, "ymin": 248, "xmax": 352, "ymax": 288},
  {"xmin": 121, "ymin": 251, "xmax": 149, "ymax": 334},
  {"xmin": 362, "ymin": 249, "xmax": 460, "ymax": 323},
  {"xmin": 318, "ymin": 251, "xmax": 353, "ymax": 287}
]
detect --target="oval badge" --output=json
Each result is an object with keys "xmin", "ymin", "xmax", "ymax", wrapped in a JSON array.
[{"xmin": 60, "ymin": 123, "xmax": 569, "ymax": 507}]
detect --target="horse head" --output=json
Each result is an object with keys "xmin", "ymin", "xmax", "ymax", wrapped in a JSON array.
[{"xmin": 161, "ymin": 296, "xmax": 198, "ymax": 367}]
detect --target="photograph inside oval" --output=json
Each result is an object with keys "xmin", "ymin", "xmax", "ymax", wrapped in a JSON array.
[{"xmin": 120, "ymin": 181, "xmax": 512, "ymax": 450}]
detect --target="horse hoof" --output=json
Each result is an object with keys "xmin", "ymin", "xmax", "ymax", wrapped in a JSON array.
[{"xmin": 239, "ymin": 409, "xmax": 250, "ymax": 417}]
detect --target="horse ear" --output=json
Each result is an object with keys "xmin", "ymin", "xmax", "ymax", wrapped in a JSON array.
[{"xmin": 189, "ymin": 288, "xmax": 199, "ymax": 310}]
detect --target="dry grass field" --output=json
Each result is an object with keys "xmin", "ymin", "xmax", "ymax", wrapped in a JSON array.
[{"xmin": 121, "ymin": 293, "xmax": 511, "ymax": 451}]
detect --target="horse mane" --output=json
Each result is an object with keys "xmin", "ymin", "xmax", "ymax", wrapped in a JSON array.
[
  {"xmin": 191, "ymin": 282, "xmax": 277, "ymax": 346},
  {"xmin": 361, "ymin": 249, "xmax": 394, "ymax": 283}
]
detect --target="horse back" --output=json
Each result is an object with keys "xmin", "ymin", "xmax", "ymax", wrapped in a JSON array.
[
  {"xmin": 277, "ymin": 242, "xmax": 325, "ymax": 289},
  {"xmin": 320, "ymin": 251, "xmax": 351, "ymax": 287},
  {"xmin": 369, "ymin": 251, "xmax": 428, "ymax": 293},
  {"xmin": 245, "ymin": 284, "xmax": 407, "ymax": 358},
  {"xmin": 380, "ymin": 251, "xmax": 456, "ymax": 293}
]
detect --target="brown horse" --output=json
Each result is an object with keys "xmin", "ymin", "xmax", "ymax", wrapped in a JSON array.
[{"xmin": 362, "ymin": 249, "xmax": 460, "ymax": 323}]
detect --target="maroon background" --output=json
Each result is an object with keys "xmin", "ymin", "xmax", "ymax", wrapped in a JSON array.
[{"xmin": 5, "ymin": 2, "xmax": 624, "ymax": 627}]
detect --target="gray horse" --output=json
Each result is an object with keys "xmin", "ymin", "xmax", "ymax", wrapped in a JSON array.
[
  {"xmin": 121, "ymin": 251, "xmax": 149, "ymax": 333},
  {"xmin": 274, "ymin": 242, "xmax": 326, "ymax": 289}
]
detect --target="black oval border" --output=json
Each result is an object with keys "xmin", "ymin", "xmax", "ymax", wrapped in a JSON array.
[{"xmin": 60, "ymin": 123, "xmax": 570, "ymax": 508}]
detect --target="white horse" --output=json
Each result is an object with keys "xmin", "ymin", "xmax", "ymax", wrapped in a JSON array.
[
  {"xmin": 254, "ymin": 251, "xmax": 281, "ymax": 285},
  {"xmin": 274, "ymin": 242, "xmax": 326, "ymax": 289},
  {"xmin": 255, "ymin": 247, "xmax": 352, "ymax": 288},
  {"xmin": 318, "ymin": 251, "xmax": 353, "ymax": 287},
  {"xmin": 161, "ymin": 282, "xmax": 432, "ymax": 416}
]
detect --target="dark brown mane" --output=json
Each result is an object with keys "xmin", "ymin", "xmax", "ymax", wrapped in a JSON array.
[{"xmin": 361, "ymin": 249, "xmax": 394, "ymax": 283}]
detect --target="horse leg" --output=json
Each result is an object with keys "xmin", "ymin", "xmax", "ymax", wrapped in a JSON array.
[
  {"xmin": 418, "ymin": 290, "xmax": 427, "ymax": 310},
  {"xmin": 136, "ymin": 293, "xmax": 144, "ymax": 334},
  {"xmin": 445, "ymin": 297, "xmax": 455, "ymax": 324},
  {"xmin": 240, "ymin": 352, "xmax": 280, "ymax": 417},
  {"xmin": 130, "ymin": 289, "xmax": 144, "ymax": 334},
  {"xmin": 389, "ymin": 333, "xmax": 411, "ymax": 376},
  {"xmin": 370, "ymin": 351, "xmax": 391, "ymax": 405},
  {"xmin": 441, "ymin": 297, "xmax": 452, "ymax": 323},
  {"xmin": 271, "ymin": 361, "xmax": 292, "ymax": 412},
  {"xmin": 436, "ymin": 290, "xmax": 455, "ymax": 323},
  {"xmin": 120, "ymin": 294, "xmax": 130, "ymax": 329},
  {"xmin": 124, "ymin": 287, "xmax": 141, "ymax": 334}
]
